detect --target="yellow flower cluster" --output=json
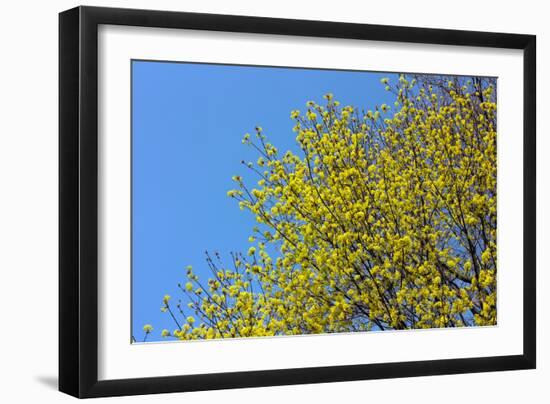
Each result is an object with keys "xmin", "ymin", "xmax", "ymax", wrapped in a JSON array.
[{"xmin": 153, "ymin": 75, "xmax": 497, "ymax": 340}]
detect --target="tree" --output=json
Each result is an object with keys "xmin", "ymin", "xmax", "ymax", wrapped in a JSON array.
[{"xmin": 154, "ymin": 74, "xmax": 497, "ymax": 340}]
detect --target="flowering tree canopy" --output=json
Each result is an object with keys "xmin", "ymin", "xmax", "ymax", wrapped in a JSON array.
[{"xmin": 154, "ymin": 74, "xmax": 497, "ymax": 340}]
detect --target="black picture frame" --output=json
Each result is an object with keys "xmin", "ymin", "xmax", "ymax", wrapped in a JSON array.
[{"xmin": 59, "ymin": 5, "xmax": 536, "ymax": 398}]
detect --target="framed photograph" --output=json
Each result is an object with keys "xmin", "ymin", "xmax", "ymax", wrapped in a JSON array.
[{"xmin": 59, "ymin": 6, "xmax": 536, "ymax": 398}]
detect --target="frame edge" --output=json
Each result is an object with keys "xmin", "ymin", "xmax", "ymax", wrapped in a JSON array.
[
  {"xmin": 59, "ymin": 5, "xmax": 81, "ymax": 398},
  {"xmin": 522, "ymin": 34, "xmax": 536, "ymax": 369}
]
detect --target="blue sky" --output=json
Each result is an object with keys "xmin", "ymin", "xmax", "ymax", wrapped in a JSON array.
[{"xmin": 131, "ymin": 60, "xmax": 397, "ymax": 342}]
